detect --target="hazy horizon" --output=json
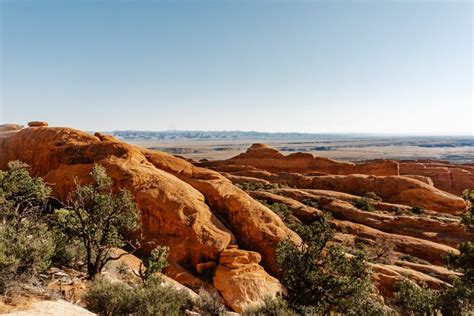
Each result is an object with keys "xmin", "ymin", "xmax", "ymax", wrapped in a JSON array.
[
  {"xmin": 1, "ymin": 0, "xmax": 472, "ymax": 135},
  {"xmin": 107, "ymin": 129, "xmax": 474, "ymax": 137}
]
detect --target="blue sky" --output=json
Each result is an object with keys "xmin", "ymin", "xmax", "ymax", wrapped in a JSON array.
[{"xmin": 1, "ymin": 0, "xmax": 472, "ymax": 134}]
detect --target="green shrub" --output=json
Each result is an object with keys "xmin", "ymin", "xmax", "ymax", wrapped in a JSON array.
[
  {"xmin": 461, "ymin": 189, "xmax": 474, "ymax": 204},
  {"xmin": 301, "ymin": 199, "xmax": 319, "ymax": 209},
  {"xmin": 236, "ymin": 182, "xmax": 285, "ymax": 192},
  {"xmin": 259, "ymin": 200, "xmax": 300, "ymax": 230},
  {"xmin": 411, "ymin": 206, "xmax": 424, "ymax": 215},
  {"xmin": 447, "ymin": 242, "xmax": 474, "ymax": 284},
  {"xmin": 243, "ymin": 295, "xmax": 296, "ymax": 316},
  {"xmin": 364, "ymin": 192, "xmax": 382, "ymax": 201},
  {"xmin": 441, "ymin": 242, "xmax": 474, "ymax": 315},
  {"xmin": 83, "ymin": 277, "xmax": 137, "ymax": 315},
  {"xmin": 0, "ymin": 161, "xmax": 55, "ymax": 293},
  {"xmin": 236, "ymin": 182, "xmax": 265, "ymax": 191},
  {"xmin": 276, "ymin": 215, "xmax": 386, "ymax": 314},
  {"xmin": 460, "ymin": 189, "xmax": 474, "ymax": 229},
  {"xmin": 135, "ymin": 277, "xmax": 193, "ymax": 316},
  {"xmin": 0, "ymin": 161, "xmax": 51, "ymax": 220},
  {"xmin": 0, "ymin": 220, "xmax": 54, "ymax": 274},
  {"xmin": 394, "ymin": 280, "xmax": 439, "ymax": 315},
  {"xmin": 50, "ymin": 231, "xmax": 85, "ymax": 267},
  {"xmin": 437, "ymin": 277, "xmax": 473, "ymax": 316},
  {"xmin": 84, "ymin": 276, "xmax": 193, "ymax": 316},
  {"xmin": 395, "ymin": 242, "xmax": 474, "ymax": 315},
  {"xmin": 195, "ymin": 288, "xmax": 226, "ymax": 316},
  {"xmin": 51, "ymin": 164, "xmax": 140, "ymax": 279},
  {"xmin": 353, "ymin": 197, "xmax": 375, "ymax": 212},
  {"xmin": 135, "ymin": 245, "xmax": 169, "ymax": 283}
]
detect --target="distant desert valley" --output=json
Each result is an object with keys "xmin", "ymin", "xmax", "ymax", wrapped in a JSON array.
[{"xmin": 114, "ymin": 130, "xmax": 474, "ymax": 163}]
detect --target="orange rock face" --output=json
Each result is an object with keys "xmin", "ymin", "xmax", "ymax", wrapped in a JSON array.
[
  {"xmin": 400, "ymin": 161, "xmax": 474, "ymax": 195},
  {"xmin": 204, "ymin": 145, "xmax": 467, "ymax": 215},
  {"xmin": 213, "ymin": 248, "xmax": 284, "ymax": 313},
  {"xmin": 304, "ymin": 174, "xmax": 466, "ymax": 214},
  {"xmin": 0, "ymin": 127, "xmax": 299, "ymax": 311},
  {"xmin": 198, "ymin": 143, "xmax": 471, "ymax": 297},
  {"xmin": 0, "ymin": 127, "xmax": 232, "ymax": 267},
  {"xmin": 261, "ymin": 188, "xmax": 472, "ymax": 248},
  {"xmin": 139, "ymin": 148, "xmax": 301, "ymax": 275}
]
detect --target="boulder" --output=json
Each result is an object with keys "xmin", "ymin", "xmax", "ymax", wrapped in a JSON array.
[
  {"xmin": 28, "ymin": 121, "xmax": 48, "ymax": 127},
  {"xmin": 0, "ymin": 300, "xmax": 95, "ymax": 316},
  {"xmin": 213, "ymin": 248, "xmax": 284, "ymax": 313}
]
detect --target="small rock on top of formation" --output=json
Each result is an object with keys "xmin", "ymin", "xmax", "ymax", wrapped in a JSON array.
[{"xmin": 28, "ymin": 121, "xmax": 49, "ymax": 127}]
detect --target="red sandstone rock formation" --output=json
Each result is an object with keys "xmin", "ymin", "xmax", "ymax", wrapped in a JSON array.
[
  {"xmin": 254, "ymin": 188, "xmax": 472, "ymax": 248},
  {"xmin": 213, "ymin": 247, "xmax": 284, "ymax": 312},
  {"xmin": 400, "ymin": 161, "xmax": 474, "ymax": 195},
  {"xmin": 206, "ymin": 144, "xmax": 467, "ymax": 214},
  {"xmin": 201, "ymin": 143, "xmax": 399, "ymax": 176},
  {"xmin": 1, "ymin": 128, "xmax": 470, "ymax": 309},
  {"xmin": 0, "ymin": 125, "xmax": 300, "ymax": 310}
]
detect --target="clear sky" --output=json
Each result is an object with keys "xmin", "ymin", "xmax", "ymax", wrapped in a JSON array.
[{"xmin": 0, "ymin": 0, "xmax": 472, "ymax": 134}]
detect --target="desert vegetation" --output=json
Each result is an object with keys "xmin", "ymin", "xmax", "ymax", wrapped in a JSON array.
[
  {"xmin": 0, "ymin": 162, "xmax": 223, "ymax": 315},
  {"xmin": 275, "ymin": 215, "xmax": 389, "ymax": 315},
  {"xmin": 0, "ymin": 161, "xmax": 55, "ymax": 295},
  {"xmin": 395, "ymin": 241, "xmax": 473, "ymax": 316},
  {"xmin": 461, "ymin": 189, "xmax": 474, "ymax": 229}
]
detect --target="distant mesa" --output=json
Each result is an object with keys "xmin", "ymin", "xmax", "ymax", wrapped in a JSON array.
[{"xmin": 203, "ymin": 142, "xmax": 400, "ymax": 176}]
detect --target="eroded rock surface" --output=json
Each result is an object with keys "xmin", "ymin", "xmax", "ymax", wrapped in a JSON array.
[
  {"xmin": 213, "ymin": 247, "xmax": 284, "ymax": 313},
  {"xmin": 202, "ymin": 143, "xmax": 399, "ymax": 176},
  {"xmin": 202, "ymin": 144, "xmax": 467, "ymax": 215},
  {"xmin": 400, "ymin": 161, "xmax": 474, "ymax": 195},
  {"xmin": 0, "ymin": 126, "xmax": 297, "ymax": 311},
  {"xmin": 1, "ymin": 128, "xmax": 471, "ymax": 309},
  {"xmin": 199, "ymin": 143, "xmax": 472, "ymax": 297}
]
